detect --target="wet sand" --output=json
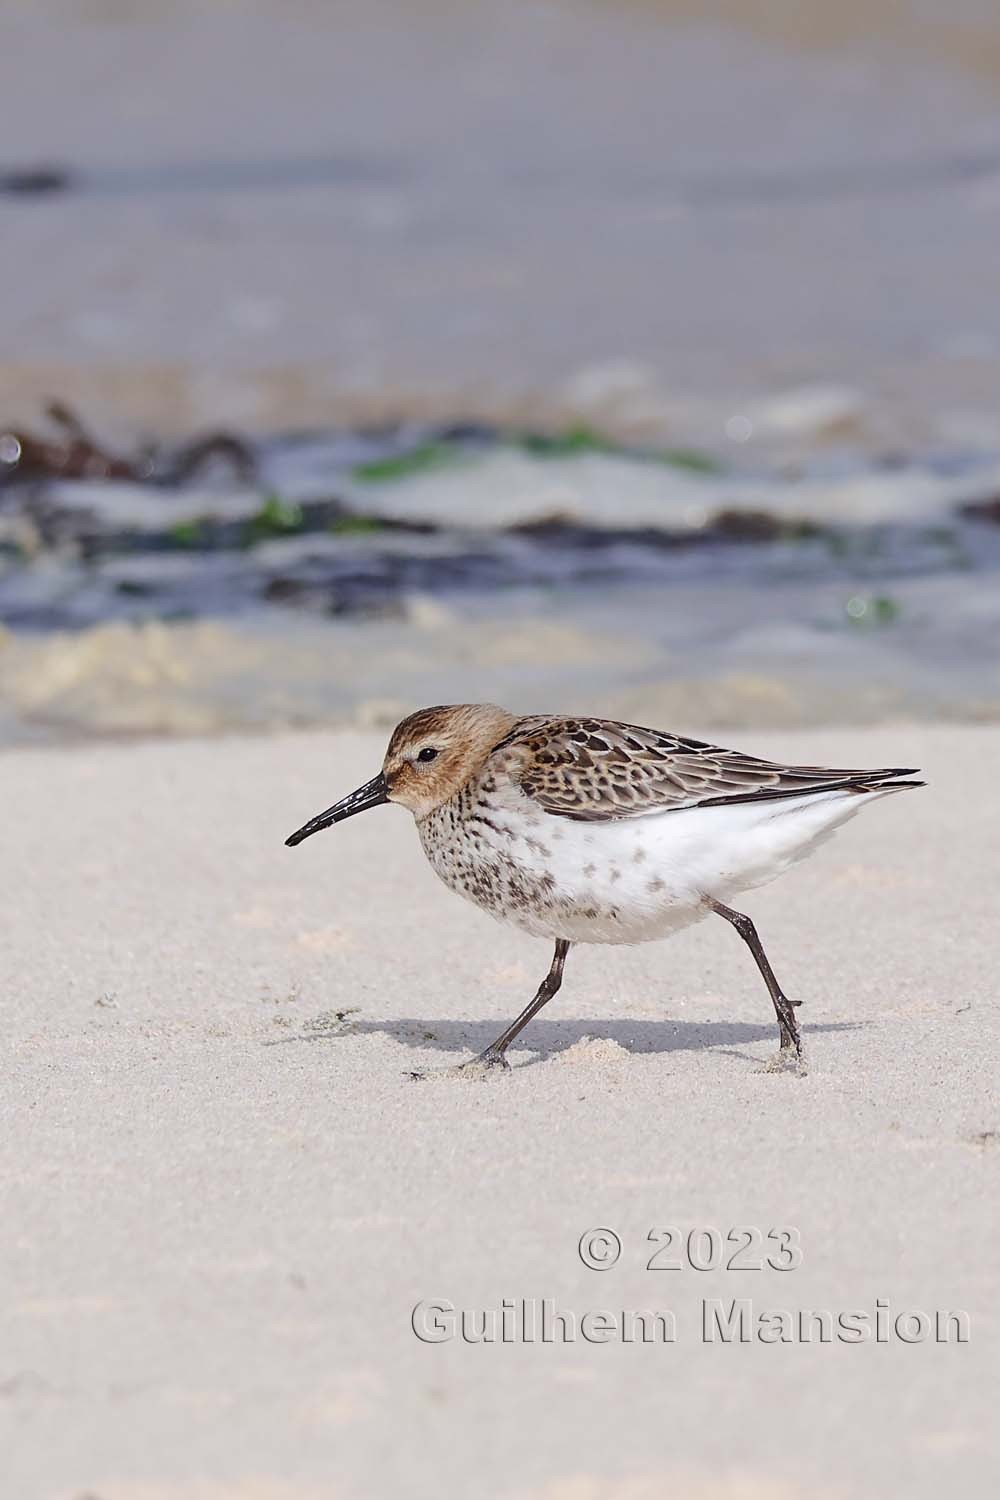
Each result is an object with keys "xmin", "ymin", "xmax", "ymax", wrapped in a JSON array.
[{"xmin": 2, "ymin": 723, "xmax": 997, "ymax": 1498}]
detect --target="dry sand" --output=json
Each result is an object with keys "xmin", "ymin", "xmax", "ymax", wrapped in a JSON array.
[{"xmin": 2, "ymin": 724, "xmax": 998, "ymax": 1498}]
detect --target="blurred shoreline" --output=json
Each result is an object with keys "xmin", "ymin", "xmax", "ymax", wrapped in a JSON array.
[
  {"xmin": 4, "ymin": 413, "xmax": 1000, "ymax": 744},
  {"xmin": 4, "ymin": 0, "xmax": 1000, "ymax": 743},
  {"xmin": 5, "ymin": 0, "xmax": 1000, "ymax": 435}
]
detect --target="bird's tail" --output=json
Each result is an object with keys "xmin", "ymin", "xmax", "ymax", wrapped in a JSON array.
[{"xmin": 844, "ymin": 768, "xmax": 925, "ymax": 797}]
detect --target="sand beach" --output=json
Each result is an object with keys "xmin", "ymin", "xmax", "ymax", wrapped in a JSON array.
[{"xmin": 2, "ymin": 723, "xmax": 997, "ymax": 1497}]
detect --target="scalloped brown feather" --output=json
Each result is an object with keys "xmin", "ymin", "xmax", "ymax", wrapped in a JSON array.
[{"xmin": 491, "ymin": 716, "xmax": 922, "ymax": 822}]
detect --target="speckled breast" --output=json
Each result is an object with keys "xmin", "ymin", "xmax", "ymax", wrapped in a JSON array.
[
  {"xmin": 415, "ymin": 769, "xmax": 715, "ymax": 947},
  {"xmin": 417, "ymin": 781, "xmax": 568, "ymax": 937}
]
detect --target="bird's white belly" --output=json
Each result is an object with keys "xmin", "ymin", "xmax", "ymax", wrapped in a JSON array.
[{"xmin": 420, "ymin": 785, "xmax": 870, "ymax": 945}]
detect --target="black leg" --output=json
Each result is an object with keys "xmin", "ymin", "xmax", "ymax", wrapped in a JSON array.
[
  {"xmin": 475, "ymin": 939, "xmax": 571, "ymax": 1068},
  {"xmin": 408, "ymin": 940, "xmax": 571, "ymax": 1080},
  {"xmin": 709, "ymin": 900, "xmax": 803, "ymax": 1063}
]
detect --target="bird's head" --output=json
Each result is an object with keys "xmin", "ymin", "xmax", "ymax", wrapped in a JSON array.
[{"xmin": 284, "ymin": 703, "xmax": 518, "ymax": 845}]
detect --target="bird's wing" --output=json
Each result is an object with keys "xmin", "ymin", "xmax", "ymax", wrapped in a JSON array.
[{"xmin": 491, "ymin": 716, "xmax": 918, "ymax": 823}]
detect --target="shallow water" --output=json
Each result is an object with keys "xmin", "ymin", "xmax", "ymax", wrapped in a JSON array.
[
  {"xmin": 4, "ymin": 2, "xmax": 1000, "ymax": 738},
  {"xmin": 5, "ymin": 0, "xmax": 1000, "ymax": 436},
  {"xmin": 3, "ymin": 422, "xmax": 1000, "ymax": 742},
  {"xmin": 5, "ymin": 423, "xmax": 1000, "ymax": 628}
]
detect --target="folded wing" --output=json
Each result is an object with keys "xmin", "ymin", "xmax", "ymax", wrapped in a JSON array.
[{"xmin": 494, "ymin": 716, "xmax": 922, "ymax": 822}]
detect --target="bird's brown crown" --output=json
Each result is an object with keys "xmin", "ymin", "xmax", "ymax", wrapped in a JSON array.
[{"xmin": 382, "ymin": 703, "xmax": 518, "ymax": 818}]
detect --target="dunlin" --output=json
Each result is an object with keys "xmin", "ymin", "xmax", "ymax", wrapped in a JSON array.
[{"xmin": 285, "ymin": 705, "xmax": 923, "ymax": 1075}]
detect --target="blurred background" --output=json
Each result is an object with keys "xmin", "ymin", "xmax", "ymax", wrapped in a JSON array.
[{"xmin": 3, "ymin": 0, "xmax": 1000, "ymax": 742}]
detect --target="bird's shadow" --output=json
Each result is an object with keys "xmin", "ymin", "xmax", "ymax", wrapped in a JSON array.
[{"xmin": 266, "ymin": 1014, "xmax": 862, "ymax": 1067}]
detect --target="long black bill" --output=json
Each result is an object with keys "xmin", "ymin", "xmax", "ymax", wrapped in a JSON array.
[{"xmin": 284, "ymin": 773, "xmax": 389, "ymax": 847}]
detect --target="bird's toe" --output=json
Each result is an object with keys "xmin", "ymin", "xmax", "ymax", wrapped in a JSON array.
[
  {"xmin": 756, "ymin": 1046, "xmax": 808, "ymax": 1078},
  {"xmin": 406, "ymin": 1051, "xmax": 511, "ymax": 1083}
]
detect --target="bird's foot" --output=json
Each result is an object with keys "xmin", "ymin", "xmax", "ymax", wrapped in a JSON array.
[
  {"xmin": 754, "ymin": 996, "xmax": 806, "ymax": 1075},
  {"xmin": 406, "ymin": 1048, "xmax": 511, "ymax": 1082},
  {"xmin": 756, "ymin": 1042, "xmax": 807, "ymax": 1077}
]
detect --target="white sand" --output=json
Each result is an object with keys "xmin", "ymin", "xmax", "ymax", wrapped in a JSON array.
[{"xmin": 2, "ymin": 725, "xmax": 997, "ymax": 1498}]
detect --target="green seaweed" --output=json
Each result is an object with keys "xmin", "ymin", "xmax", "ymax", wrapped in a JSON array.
[
  {"xmin": 515, "ymin": 427, "xmax": 723, "ymax": 473},
  {"xmin": 653, "ymin": 446, "xmax": 724, "ymax": 474},
  {"xmin": 351, "ymin": 443, "xmax": 461, "ymax": 483},
  {"xmin": 248, "ymin": 494, "xmax": 305, "ymax": 540},
  {"xmin": 845, "ymin": 593, "xmax": 902, "ymax": 627},
  {"xmin": 516, "ymin": 426, "xmax": 619, "ymax": 458},
  {"xmin": 350, "ymin": 428, "xmax": 725, "ymax": 481},
  {"xmin": 168, "ymin": 519, "xmax": 207, "ymax": 548},
  {"xmin": 872, "ymin": 594, "xmax": 901, "ymax": 625},
  {"xmin": 329, "ymin": 514, "xmax": 386, "ymax": 535}
]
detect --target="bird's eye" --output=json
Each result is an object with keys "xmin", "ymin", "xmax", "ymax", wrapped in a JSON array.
[{"xmin": 417, "ymin": 747, "xmax": 439, "ymax": 763}]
